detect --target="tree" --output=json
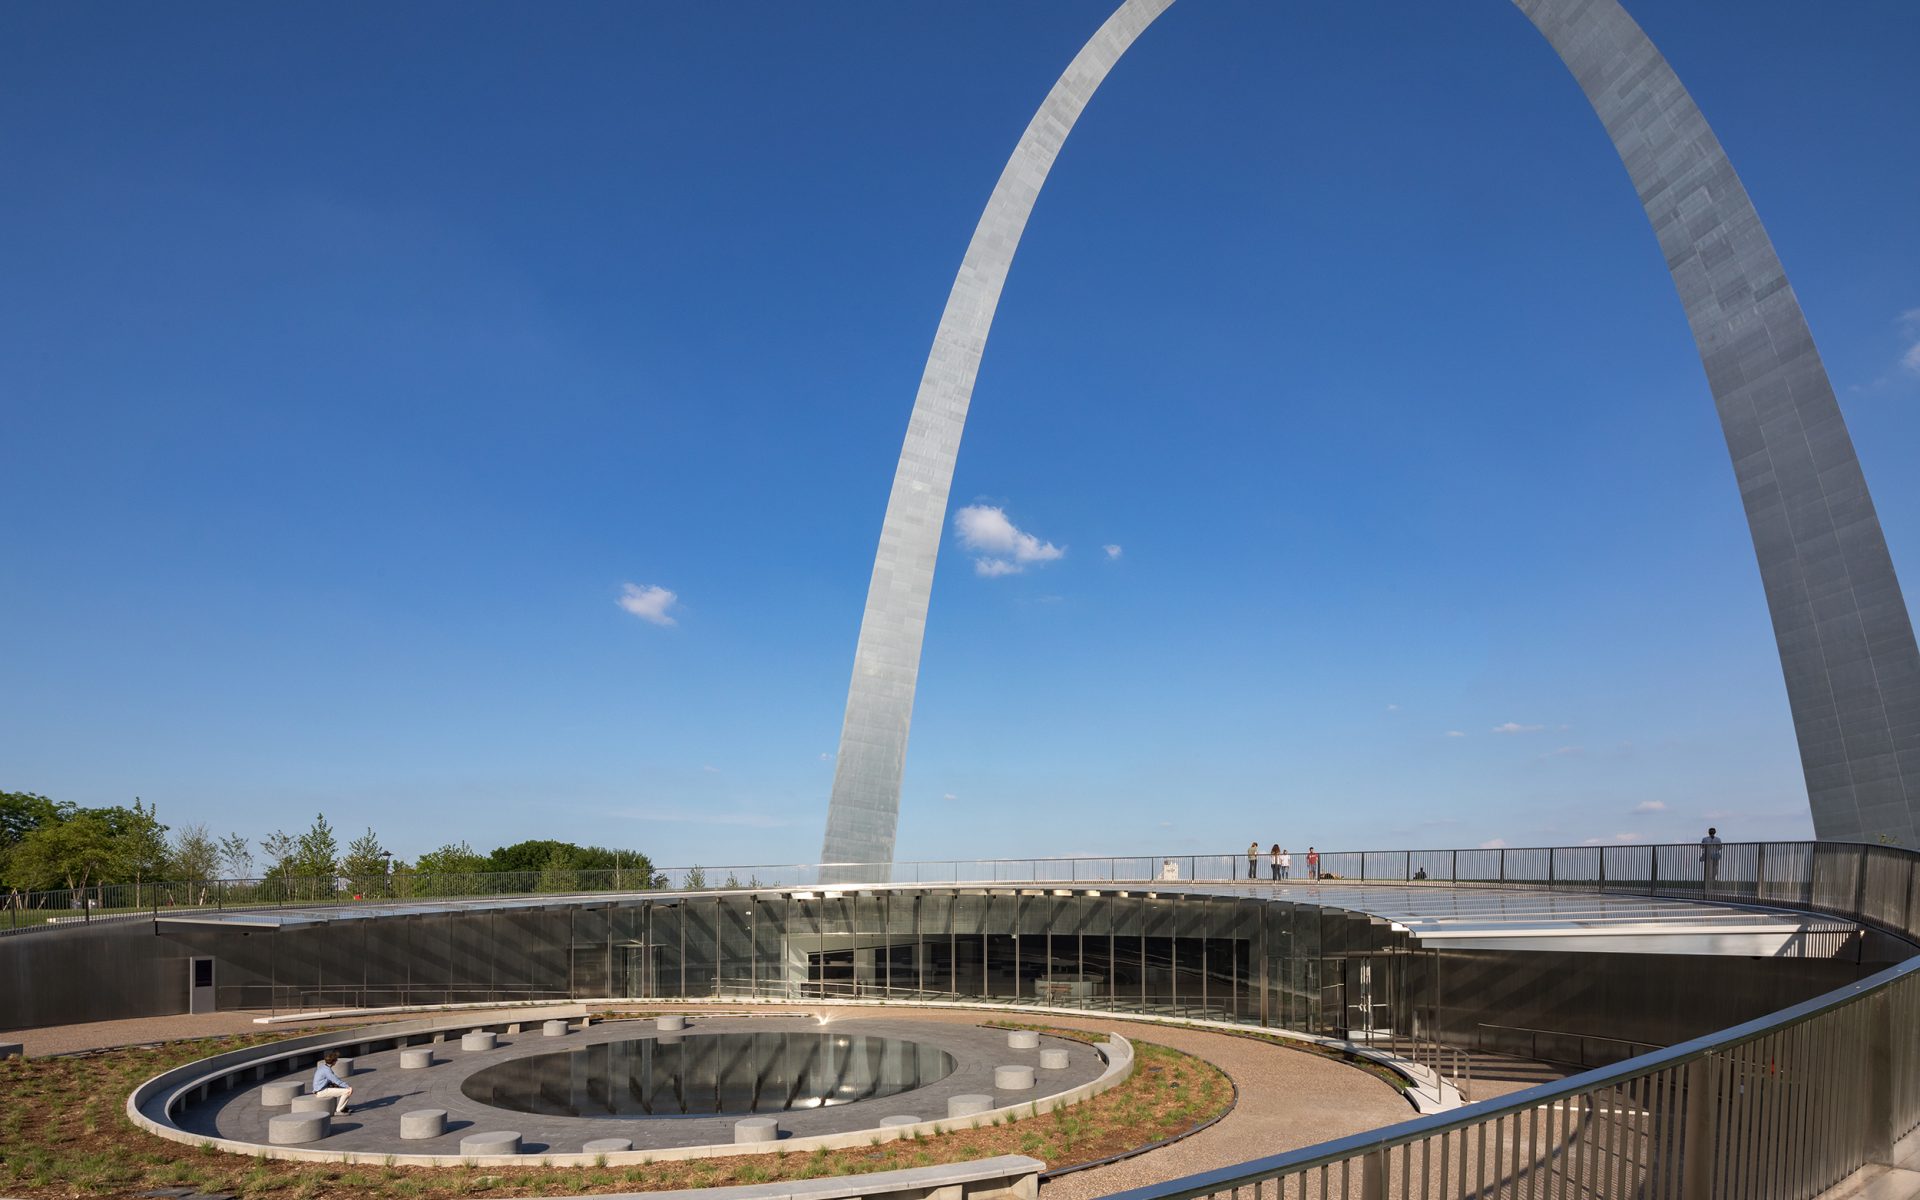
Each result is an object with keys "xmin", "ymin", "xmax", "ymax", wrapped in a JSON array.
[
  {"xmin": 341, "ymin": 827, "xmax": 388, "ymax": 898},
  {"xmin": 535, "ymin": 846, "xmax": 579, "ymax": 894},
  {"xmin": 260, "ymin": 830, "xmax": 297, "ymax": 897},
  {"xmin": 683, "ymin": 864, "xmax": 706, "ymax": 890},
  {"xmin": 88, "ymin": 798, "xmax": 168, "ymax": 905},
  {"xmin": 406, "ymin": 841, "xmax": 488, "ymax": 897},
  {"xmin": 217, "ymin": 832, "xmax": 253, "ymax": 880},
  {"xmin": 9, "ymin": 814, "xmax": 120, "ymax": 892},
  {"xmin": 1, "ymin": 791, "xmax": 66, "ymax": 853},
  {"xmin": 170, "ymin": 823, "xmax": 220, "ymax": 882},
  {"xmin": 293, "ymin": 813, "xmax": 339, "ymax": 896},
  {"xmin": 1, "ymin": 791, "xmax": 68, "ymax": 891}
]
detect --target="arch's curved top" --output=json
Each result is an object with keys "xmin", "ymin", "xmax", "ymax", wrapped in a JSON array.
[{"xmin": 823, "ymin": 0, "xmax": 1920, "ymax": 877}]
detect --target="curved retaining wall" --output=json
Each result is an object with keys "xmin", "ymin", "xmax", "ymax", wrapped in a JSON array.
[{"xmin": 126, "ymin": 1010, "xmax": 1135, "ymax": 1167}]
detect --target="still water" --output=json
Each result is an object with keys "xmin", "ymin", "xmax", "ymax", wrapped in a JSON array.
[{"xmin": 462, "ymin": 1031, "xmax": 957, "ymax": 1118}]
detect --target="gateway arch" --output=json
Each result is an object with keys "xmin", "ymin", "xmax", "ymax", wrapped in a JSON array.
[{"xmin": 821, "ymin": 0, "xmax": 1920, "ymax": 877}]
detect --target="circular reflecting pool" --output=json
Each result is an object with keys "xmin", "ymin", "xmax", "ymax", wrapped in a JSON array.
[{"xmin": 462, "ymin": 1032, "xmax": 958, "ymax": 1118}]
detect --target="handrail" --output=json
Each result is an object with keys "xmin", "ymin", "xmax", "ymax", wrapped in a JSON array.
[{"xmin": 1101, "ymin": 952, "xmax": 1920, "ymax": 1200}]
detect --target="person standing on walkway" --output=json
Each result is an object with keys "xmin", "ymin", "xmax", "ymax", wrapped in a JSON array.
[
  {"xmin": 1306, "ymin": 846, "xmax": 1320, "ymax": 880},
  {"xmin": 1247, "ymin": 841, "xmax": 1260, "ymax": 881},
  {"xmin": 1279, "ymin": 848, "xmax": 1291, "ymax": 879},
  {"xmin": 312, "ymin": 1051, "xmax": 354, "ymax": 1115},
  {"xmin": 1700, "ymin": 827, "xmax": 1724, "ymax": 890},
  {"xmin": 1269, "ymin": 844, "xmax": 1281, "ymax": 880}
]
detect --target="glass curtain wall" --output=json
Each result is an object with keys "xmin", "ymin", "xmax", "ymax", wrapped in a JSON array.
[{"xmin": 575, "ymin": 888, "xmax": 1418, "ymax": 1038}]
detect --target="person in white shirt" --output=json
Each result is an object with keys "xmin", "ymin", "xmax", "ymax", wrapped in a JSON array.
[
  {"xmin": 1278, "ymin": 848, "xmax": 1292, "ymax": 879},
  {"xmin": 312, "ymin": 1051, "xmax": 353, "ymax": 1115},
  {"xmin": 1700, "ymin": 827, "xmax": 1724, "ymax": 891}
]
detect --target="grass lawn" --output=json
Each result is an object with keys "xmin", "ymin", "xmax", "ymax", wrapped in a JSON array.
[{"xmin": 0, "ymin": 1023, "xmax": 1231, "ymax": 1199}]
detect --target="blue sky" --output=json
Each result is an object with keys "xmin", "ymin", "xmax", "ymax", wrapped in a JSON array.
[{"xmin": 3, "ymin": 1, "xmax": 1917, "ymax": 868}]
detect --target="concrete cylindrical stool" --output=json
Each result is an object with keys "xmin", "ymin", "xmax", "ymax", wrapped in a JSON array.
[
  {"xmin": 1005, "ymin": 1030, "xmax": 1040, "ymax": 1050},
  {"xmin": 879, "ymin": 1115, "xmax": 920, "ymax": 1128},
  {"xmin": 735, "ymin": 1117, "xmax": 780, "ymax": 1144},
  {"xmin": 460, "ymin": 1031, "xmax": 497, "ymax": 1052},
  {"xmin": 460, "ymin": 1131, "xmax": 522, "ymax": 1156},
  {"xmin": 268, "ymin": 1112, "xmax": 329, "ymax": 1144},
  {"xmin": 584, "ymin": 1137, "xmax": 634, "ymax": 1154},
  {"xmin": 400, "ymin": 1048, "xmax": 435, "ymax": 1069},
  {"xmin": 1039, "ymin": 1048, "xmax": 1070, "ymax": 1070},
  {"xmin": 333, "ymin": 1056, "xmax": 355, "ymax": 1075},
  {"xmin": 947, "ymin": 1094, "xmax": 993, "ymax": 1118},
  {"xmin": 290, "ymin": 1095, "xmax": 334, "ymax": 1114},
  {"xmin": 400, "ymin": 1109, "xmax": 447, "ymax": 1140},
  {"xmin": 260, "ymin": 1080, "xmax": 305, "ymax": 1106},
  {"xmin": 656, "ymin": 1014, "xmax": 686, "ymax": 1032},
  {"xmin": 543, "ymin": 1019, "xmax": 570, "ymax": 1037},
  {"xmin": 994, "ymin": 1065, "xmax": 1035, "ymax": 1091}
]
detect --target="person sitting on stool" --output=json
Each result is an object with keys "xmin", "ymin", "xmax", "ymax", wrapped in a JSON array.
[{"xmin": 312, "ymin": 1051, "xmax": 354, "ymax": 1115}]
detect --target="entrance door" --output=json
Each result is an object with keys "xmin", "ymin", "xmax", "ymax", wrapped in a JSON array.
[{"xmin": 189, "ymin": 957, "xmax": 216, "ymax": 1014}]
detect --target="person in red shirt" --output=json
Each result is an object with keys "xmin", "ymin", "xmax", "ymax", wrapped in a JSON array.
[{"xmin": 1306, "ymin": 847, "xmax": 1320, "ymax": 880}]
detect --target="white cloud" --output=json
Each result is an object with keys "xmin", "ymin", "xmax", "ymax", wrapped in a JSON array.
[
  {"xmin": 617, "ymin": 582, "xmax": 679, "ymax": 626},
  {"xmin": 954, "ymin": 505, "xmax": 1064, "ymax": 577},
  {"xmin": 1901, "ymin": 309, "xmax": 1920, "ymax": 376},
  {"xmin": 1479, "ymin": 838, "xmax": 1510, "ymax": 849},
  {"xmin": 1492, "ymin": 722, "xmax": 1544, "ymax": 735},
  {"xmin": 1103, "ymin": 544, "xmax": 1123, "ymax": 560},
  {"xmin": 702, "ymin": 764, "xmax": 720, "ymax": 773},
  {"xmin": 1386, "ymin": 704, "xmax": 1400, "ymax": 712},
  {"xmin": 1633, "ymin": 800, "xmax": 1668, "ymax": 815},
  {"xmin": 1444, "ymin": 730, "xmax": 1467, "ymax": 738},
  {"xmin": 818, "ymin": 752, "xmax": 833, "ymax": 763},
  {"xmin": 942, "ymin": 793, "xmax": 958, "ymax": 802},
  {"xmin": 1542, "ymin": 745, "xmax": 1584, "ymax": 758},
  {"xmin": 1582, "ymin": 832, "xmax": 1645, "ymax": 845}
]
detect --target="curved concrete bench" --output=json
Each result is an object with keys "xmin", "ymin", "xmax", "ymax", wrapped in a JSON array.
[
  {"xmin": 1039, "ymin": 1047, "xmax": 1070, "ymax": 1070},
  {"xmin": 543, "ymin": 1019, "xmax": 570, "ymax": 1037},
  {"xmin": 1005, "ymin": 1030, "xmax": 1040, "ymax": 1050},
  {"xmin": 460, "ymin": 1030, "xmax": 497, "ymax": 1052},
  {"xmin": 400, "ymin": 1109, "xmax": 446, "ymax": 1139},
  {"xmin": 289, "ymin": 1095, "xmax": 334, "ymax": 1114},
  {"xmin": 656, "ymin": 1014, "xmax": 687, "ymax": 1031},
  {"xmin": 268, "ymin": 1112, "xmax": 329, "ymax": 1144},
  {"xmin": 260, "ymin": 1080, "xmax": 305, "ymax": 1106},
  {"xmin": 460, "ymin": 1131, "xmax": 521, "ymax": 1156},
  {"xmin": 948, "ymin": 1094, "xmax": 993, "ymax": 1118},
  {"xmin": 735, "ymin": 1117, "xmax": 780, "ymax": 1143},
  {"xmin": 399, "ymin": 1048, "xmax": 434, "ymax": 1069},
  {"xmin": 994, "ymin": 1065, "xmax": 1034, "ymax": 1090},
  {"xmin": 880, "ymin": 1115, "xmax": 920, "ymax": 1128},
  {"xmin": 584, "ymin": 1137, "xmax": 634, "ymax": 1153}
]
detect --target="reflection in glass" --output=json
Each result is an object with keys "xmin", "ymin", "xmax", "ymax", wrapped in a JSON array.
[{"xmin": 462, "ymin": 1032, "xmax": 956, "ymax": 1118}]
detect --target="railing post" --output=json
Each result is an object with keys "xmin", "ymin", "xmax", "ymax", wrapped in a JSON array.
[
  {"xmin": 1865, "ymin": 984, "xmax": 1896, "ymax": 1164},
  {"xmin": 1498, "ymin": 848, "xmax": 1506, "ymax": 883},
  {"xmin": 1650, "ymin": 845, "xmax": 1658, "ymax": 894},
  {"xmin": 1405, "ymin": 850, "xmax": 1412, "ymax": 881},
  {"xmin": 1681, "ymin": 1055, "xmax": 1718, "ymax": 1200},
  {"xmin": 1360, "ymin": 1149, "xmax": 1387, "ymax": 1200},
  {"xmin": 1548, "ymin": 847, "xmax": 1556, "ymax": 889},
  {"xmin": 1756, "ymin": 842, "xmax": 1766, "ymax": 902},
  {"xmin": 1451, "ymin": 848, "xmax": 1458, "ymax": 881}
]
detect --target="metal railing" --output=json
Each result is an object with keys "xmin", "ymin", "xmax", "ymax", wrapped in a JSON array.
[
  {"xmin": 1098, "ymin": 844, "xmax": 1920, "ymax": 1200},
  {"xmin": 9, "ymin": 839, "xmax": 1919, "ymax": 939}
]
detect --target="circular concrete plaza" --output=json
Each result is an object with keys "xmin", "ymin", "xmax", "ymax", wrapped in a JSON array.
[{"xmin": 175, "ymin": 1016, "xmax": 1104, "ymax": 1157}]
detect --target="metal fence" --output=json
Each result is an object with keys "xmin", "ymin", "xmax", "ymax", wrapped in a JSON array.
[
  {"xmin": 10, "ymin": 839, "xmax": 1920, "ymax": 939},
  {"xmin": 1099, "ymin": 843, "xmax": 1920, "ymax": 1200}
]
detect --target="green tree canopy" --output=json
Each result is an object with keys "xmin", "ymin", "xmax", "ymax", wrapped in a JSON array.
[
  {"xmin": 170, "ymin": 822, "xmax": 220, "ymax": 881},
  {"xmin": 8, "ymin": 813, "xmax": 121, "ymax": 891}
]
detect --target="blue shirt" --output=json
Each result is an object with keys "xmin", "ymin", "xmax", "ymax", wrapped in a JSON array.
[{"xmin": 313, "ymin": 1063, "xmax": 348, "ymax": 1092}]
